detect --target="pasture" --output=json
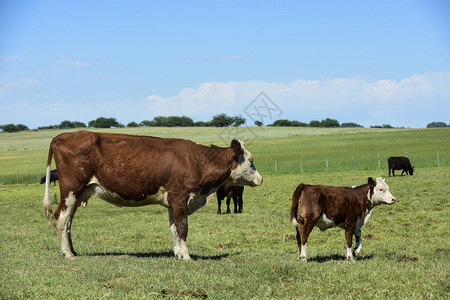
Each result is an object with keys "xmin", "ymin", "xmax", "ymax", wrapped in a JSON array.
[{"xmin": 0, "ymin": 127, "xmax": 449, "ymax": 298}]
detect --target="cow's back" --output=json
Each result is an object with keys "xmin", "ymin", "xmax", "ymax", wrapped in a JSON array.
[
  {"xmin": 51, "ymin": 131, "xmax": 205, "ymax": 201},
  {"xmin": 299, "ymin": 185, "xmax": 369, "ymax": 224}
]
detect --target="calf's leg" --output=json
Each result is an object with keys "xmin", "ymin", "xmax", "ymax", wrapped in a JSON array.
[{"xmin": 345, "ymin": 224, "xmax": 356, "ymax": 261}]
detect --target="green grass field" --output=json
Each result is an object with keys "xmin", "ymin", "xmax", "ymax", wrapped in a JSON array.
[
  {"xmin": 0, "ymin": 127, "xmax": 449, "ymax": 183},
  {"xmin": 0, "ymin": 127, "xmax": 449, "ymax": 298}
]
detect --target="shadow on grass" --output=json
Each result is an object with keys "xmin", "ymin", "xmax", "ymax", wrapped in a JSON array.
[
  {"xmin": 84, "ymin": 251, "xmax": 232, "ymax": 261},
  {"xmin": 308, "ymin": 253, "xmax": 375, "ymax": 263}
]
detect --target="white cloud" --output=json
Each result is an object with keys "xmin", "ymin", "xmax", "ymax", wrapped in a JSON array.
[
  {"xmin": 0, "ymin": 55, "xmax": 28, "ymax": 62},
  {"xmin": 0, "ymin": 77, "xmax": 39, "ymax": 97},
  {"xmin": 144, "ymin": 70, "xmax": 450, "ymax": 127}
]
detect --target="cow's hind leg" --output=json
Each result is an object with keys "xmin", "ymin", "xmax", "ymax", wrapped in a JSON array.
[
  {"xmin": 55, "ymin": 192, "xmax": 78, "ymax": 259},
  {"xmin": 217, "ymin": 196, "xmax": 222, "ymax": 214},
  {"xmin": 298, "ymin": 219, "xmax": 315, "ymax": 262},
  {"xmin": 232, "ymin": 195, "xmax": 238, "ymax": 213},
  {"xmin": 226, "ymin": 196, "xmax": 231, "ymax": 214},
  {"xmin": 353, "ymin": 228, "xmax": 362, "ymax": 258}
]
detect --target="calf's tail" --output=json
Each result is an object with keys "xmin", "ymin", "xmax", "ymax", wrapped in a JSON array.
[
  {"xmin": 43, "ymin": 145, "xmax": 57, "ymax": 228},
  {"xmin": 290, "ymin": 184, "xmax": 305, "ymax": 227}
]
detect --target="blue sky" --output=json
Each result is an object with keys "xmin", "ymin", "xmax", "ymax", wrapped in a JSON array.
[{"xmin": 1, "ymin": 0, "xmax": 449, "ymax": 128}]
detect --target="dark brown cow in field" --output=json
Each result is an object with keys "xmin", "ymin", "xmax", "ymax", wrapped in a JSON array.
[
  {"xmin": 43, "ymin": 131, "xmax": 262, "ymax": 261},
  {"xmin": 388, "ymin": 156, "xmax": 414, "ymax": 176},
  {"xmin": 216, "ymin": 182, "xmax": 244, "ymax": 214},
  {"xmin": 290, "ymin": 177, "xmax": 396, "ymax": 261}
]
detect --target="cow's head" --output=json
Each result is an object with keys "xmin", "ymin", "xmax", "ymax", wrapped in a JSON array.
[
  {"xmin": 368, "ymin": 177, "xmax": 396, "ymax": 205},
  {"xmin": 409, "ymin": 167, "xmax": 414, "ymax": 175},
  {"xmin": 228, "ymin": 140, "xmax": 263, "ymax": 187}
]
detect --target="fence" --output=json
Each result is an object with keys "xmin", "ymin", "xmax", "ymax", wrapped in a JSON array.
[{"xmin": 271, "ymin": 151, "xmax": 443, "ymax": 175}]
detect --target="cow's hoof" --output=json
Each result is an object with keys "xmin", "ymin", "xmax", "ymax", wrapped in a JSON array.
[{"xmin": 300, "ymin": 256, "xmax": 307, "ymax": 262}]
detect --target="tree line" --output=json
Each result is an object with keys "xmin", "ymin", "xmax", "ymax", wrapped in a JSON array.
[{"xmin": 1, "ymin": 116, "xmax": 448, "ymax": 133}]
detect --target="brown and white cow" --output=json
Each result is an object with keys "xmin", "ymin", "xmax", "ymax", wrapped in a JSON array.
[
  {"xmin": 43, "ymin": 131, "xmax": 262, "ymax": 261},
  {"xmin": 290, "ymin": 177, "xmax": 396, "ymax": 261}
]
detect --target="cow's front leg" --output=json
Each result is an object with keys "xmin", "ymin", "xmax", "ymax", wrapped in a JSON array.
[
  {"xmin": 168, "ymin": 205, "xmax": 191, "ymax": 261},
  {"xmin": 345, "ymin": 224, "xmax": 356, "ymax": 261}
]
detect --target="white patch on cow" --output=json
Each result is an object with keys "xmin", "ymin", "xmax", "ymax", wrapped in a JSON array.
[
  {"xmin": 315, "ymin": 213, "xmax": 345, "ymax": 231},
  {"xmin": 300, "ymin": 242, "xmax": 307, "ymax": 261},
  {"xmin": 347, "ymin": 247, "xmax": 354, "ymax": 261},
  {"xmin": 369, "ymin": 177, "xmax": 396, "ymax": 206},
  {"xmin": 229, "ymin": 143, "xmax": 263, "ymax": 187},
  {"xmin": 354, "ymin": 243, "xmax": 362, "ymax": 257},
  {"xmin": 85, "ymin": 176, "xmax": 169, "ymax": 207}
]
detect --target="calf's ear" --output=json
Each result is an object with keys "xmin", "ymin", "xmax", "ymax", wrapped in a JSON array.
[
  {"xmin": 231, "ymin": 139, "xmax": 244, "ymax": 157},
  {"xmin": 368, "ymin": 177, "xmax": 376, "ymax": 187}
]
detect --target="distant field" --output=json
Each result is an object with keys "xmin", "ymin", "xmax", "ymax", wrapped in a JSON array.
[
  {"xmin": 0, "ymin": 168, "xmax": 448, "ymax": 298},
  {"xmin": 0, "ymin": 127, "xmax": 449, "ymax": 184}
]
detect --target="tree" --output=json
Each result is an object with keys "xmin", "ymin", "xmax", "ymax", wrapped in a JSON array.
[
  {"xmin": 271, "ymin": 119, "xmax": 292, "ymax": 126},
  {"xmin": 291, "ymin": 121, "xmax": 308, "ymax": 127},
  {"xmin": 209, "ymin": 114, "xmax": 235, "ymax": 127},
  {"xmin": 233, "ymin": 115, "xmax": 246, "ymax": 127},
  {"xmin": 140, "ymin": 120, "xmax": 153, "ymax": 127},
  {"xmin": 88, "ymin": 117, "xmax": 122, "ymax": 128},
  {"xmin": 309, "ymin": 120, "xmax": 321, "ymax": 127},
  {"xmin": 321, "ymin": 118, "xmax": 340, "ymax": 127},
  {"xmin": 341, "ymin": 122, "xmax": 363, "ymax": 128},
  {"xmin": 0, "ymin": 124, "xmax": 29, "ymax": 133},
  {"xmin": 58, "ymin": 120, "xmax": 86, "ymax": 129},
  {"xmin": 254, "ymin": 121, "xmax": 263, "ymax": 127},
  {"xmin": 127, "ymin": 121, "xmax": 139, "ymax": 127},
  {"xmin": 427, "ymin": 122, "xmax": 448, "ymax": 128}
]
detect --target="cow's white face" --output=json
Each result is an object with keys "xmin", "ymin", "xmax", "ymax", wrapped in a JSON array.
[
  {"xmin": 229, "ymin": 145, "xmax": 263, "ymax": 187},
  {"xmin": 370, "ymin": 177, "xmax": 396, "ymax": 205}
]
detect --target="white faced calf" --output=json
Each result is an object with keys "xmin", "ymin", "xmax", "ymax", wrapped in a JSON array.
[{"xmin": 290, "ymin": 177, "xmax": 396, "ymax": 261}]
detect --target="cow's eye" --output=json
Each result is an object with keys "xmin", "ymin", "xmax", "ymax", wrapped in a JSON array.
[{"xmin": 379, "ymin": 189, "xmax": 384, "ymax": 192}]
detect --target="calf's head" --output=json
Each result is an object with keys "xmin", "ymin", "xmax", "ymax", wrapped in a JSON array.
[
  {"xmin": 368, "ymin": 177, "xmax": 396, "ymax": 205},
  {"xmin": 228, "ymin": 140, "xmax": 263, "ymax": 187}
]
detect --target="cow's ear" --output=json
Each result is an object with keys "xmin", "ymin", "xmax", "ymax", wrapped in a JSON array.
[
  {"xmin": 231, "ymin": 139, "xmax": 244, "ymax": 157},
  {"xmin": 368, "ymin": 177, "xmax": 376, "ymax": 187}
]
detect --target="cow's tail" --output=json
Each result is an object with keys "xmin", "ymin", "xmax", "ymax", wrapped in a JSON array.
[
  {"xmin": 43, "ymin": 144, "xmax": 57, "ymax": 228},
  {"xmin": 290, "ymin": 184, "xmax": 305, "ymax": 227}
]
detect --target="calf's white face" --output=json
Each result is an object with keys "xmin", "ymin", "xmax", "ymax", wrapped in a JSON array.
[
  {"xmin": 229, "ymin": 146, "xmax": 263, "ymax": 187},
  {"xmin": 370, "ymin": 177, "xmax": 396, "ymax": 205}
]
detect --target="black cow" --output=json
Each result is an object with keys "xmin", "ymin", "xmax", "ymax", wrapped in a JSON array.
[
  {"xmin": 388, "ymin": 157, "xmax": 414, "ymax": 176},
  {"xmin": 216, "ymin": 182, "xmax": 244, "ymax": 214},
  {"xmin": 40, "ymin": 169, "xmax": 58, "ymax": 185}
]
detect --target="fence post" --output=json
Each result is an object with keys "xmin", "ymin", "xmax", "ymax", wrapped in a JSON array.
[
  {"xmin": 300, "ymin": 158, "xmax": 303, "ymax": 174},
  {"xmin": 275, "ymin": 160, "xmax": 278, "ymax": 175},
  {"xmin": 326, "ymin": 158, "xmax": 328, "ymax": 172},
  {"xmin": 17, "ymin": 170, "xmax": 19, "ymax": 184},
  {"xmin": 437, "ymin": 151, "xmax": 440, "ymax": 168},
  {"xmin": 378, "ymin": 154, "xmax": 381, "ymax": 169},
  {"xmin": 37, "ymin": 171, "xmax": 40, "ymax": 183},
  {"xmin": 405, "ymin": 152, "xmax": 408, "ymax": 158}
]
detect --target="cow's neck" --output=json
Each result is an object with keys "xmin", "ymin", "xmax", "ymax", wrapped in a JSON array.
[{"xmin": 197, "ymin": 146, "xmax": 236, "ymax": 193}]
